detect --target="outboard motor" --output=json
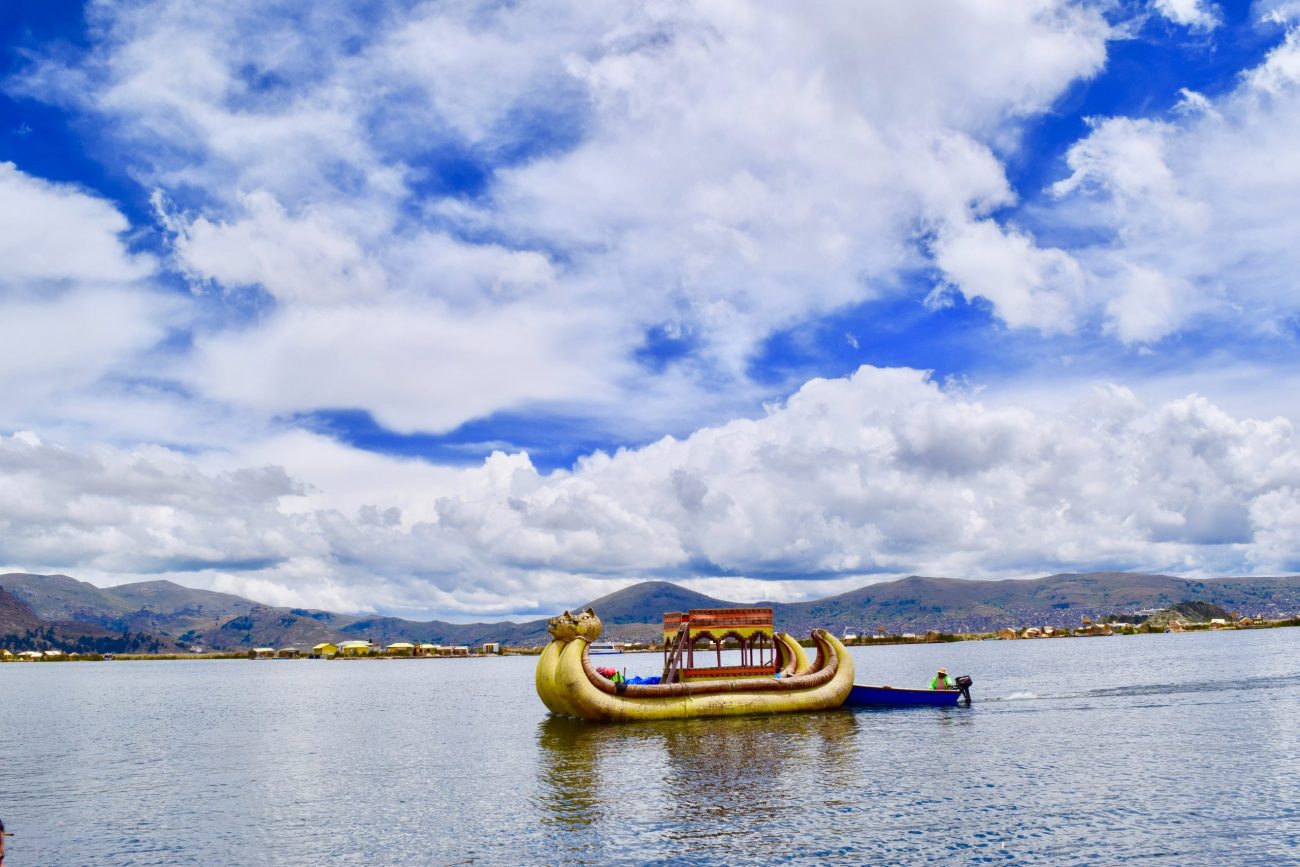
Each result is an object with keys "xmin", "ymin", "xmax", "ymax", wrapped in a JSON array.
[{"xmin": 954, "ymin": 675, "xmax": 974, "ymax": 706}]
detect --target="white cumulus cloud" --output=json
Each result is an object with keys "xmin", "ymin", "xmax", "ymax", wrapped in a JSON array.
[
  {"xmin": 0, "ymin": 162, "xmax": 153, "ymax": 288},
  {"xmin": 1047, "ymin": 21, "xmax": 1300, "ymax": 344},
  {"xmin": 1153, "ymin": 0, "xmax": 1221, "ymax": 30}
]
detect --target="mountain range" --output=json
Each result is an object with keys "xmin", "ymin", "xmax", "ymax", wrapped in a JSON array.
[{"xmin": 1, "ymin": 571, "xmax": 1297, "ymax": 653}]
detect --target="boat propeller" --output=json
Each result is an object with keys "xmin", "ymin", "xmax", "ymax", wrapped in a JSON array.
[{"xmin": 955, "ymin": 675, "xmax": 974, "ymax": 706}]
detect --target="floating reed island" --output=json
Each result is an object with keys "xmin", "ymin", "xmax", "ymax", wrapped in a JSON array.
[{"xmin": 254, "ymin": 640, "xmax": 501, "ymax": 659}]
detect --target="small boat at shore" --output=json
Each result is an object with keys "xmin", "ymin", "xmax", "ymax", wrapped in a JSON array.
[
  {"xmin": 845, "ymin": 676, "xmax": 973, "ymax": 709},
  {"xmin": 586, "ymin": 641, "xmax": 622, "ymax": 655},
  {"xmin": 536, "ymin": 607, "xmax": 854, "ymax": 723}
]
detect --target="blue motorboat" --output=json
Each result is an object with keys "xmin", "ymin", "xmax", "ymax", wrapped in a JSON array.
[{"xmin": 844, "ymin": 675, "xmax": 972, "ymax": 708}]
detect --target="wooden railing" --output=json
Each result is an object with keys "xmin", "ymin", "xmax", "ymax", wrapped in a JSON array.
[{"xmin": 679, "ymin": 664, "xmax": 779, "ymax": 681}]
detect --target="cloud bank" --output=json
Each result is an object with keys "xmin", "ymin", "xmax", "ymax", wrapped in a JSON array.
[{"xmin": 4, "ymin": 368, "xmax": 1298, "ymax": 617}]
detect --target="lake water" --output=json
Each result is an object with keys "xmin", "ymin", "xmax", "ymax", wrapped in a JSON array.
[{"xmin": 1, "ymin": 628, "xmax": 1296, "ymax": 865}]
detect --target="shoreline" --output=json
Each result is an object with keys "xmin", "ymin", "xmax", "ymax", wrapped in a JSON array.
[
  {"xmin": 0, "ymin": 650, "xmax": 522, "ymax": 662},
  {"xmin": 3, "ymin": 618, "xmax": 1296, "ymax": 661}
]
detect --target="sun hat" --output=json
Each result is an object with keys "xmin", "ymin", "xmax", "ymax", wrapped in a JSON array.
[{"xmin": 937, "ymin": 668, "xmax": 947, "ymax": 675}]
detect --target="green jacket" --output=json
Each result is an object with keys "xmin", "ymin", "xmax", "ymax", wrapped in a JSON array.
[{"xmin": 930, "ymin": 674, "xmax": 954, "ymax": 690}]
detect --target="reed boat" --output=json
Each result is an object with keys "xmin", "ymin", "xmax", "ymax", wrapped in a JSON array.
[{"xmin": 535, "ymin": 607, "xmax": 854, "ymax": 723}]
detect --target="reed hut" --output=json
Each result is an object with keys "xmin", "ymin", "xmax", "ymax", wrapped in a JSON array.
[{"xmin": 339, "ymin": 640, "xmax": 373, "ymax": 657}]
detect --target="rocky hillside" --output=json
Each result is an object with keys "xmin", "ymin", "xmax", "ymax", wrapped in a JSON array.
[
  {"xmin": 195, "ymin": 605, "xmax": 357, "ymax": 650},
  {"xmin": 0, "ymin": 573, "xmax": 256, "ymax": 641},
  {"xmin": 0, "ymin": 586, "xmax": 43, "ymax": 634},
  {"xmin": 0, "ymin": 585, "xmax": 184, "ymax": 654},
  {"xmin": 1139, "ymin": 601, "xmax": 1232, "ymax": 629}
]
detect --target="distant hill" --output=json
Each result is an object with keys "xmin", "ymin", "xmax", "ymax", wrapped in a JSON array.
[
  {"xmin": 335, "ymin": 614, "xmax": 551, "ymax": 648},
  {"xmin": 0, "ymin": 573, "xmax": 258, "ymax": 644},
  {"xmin": 581, "ymin": 581, "xmax": 735, "ymax": 625},
  {"xmin": 0, "ymin": 584, "xmax": 185, "ymax": 654},
  {"xmin": 0, "ymin": 573, "xmax": 137, "ymax": 622},
  {"xmin": 3, "ymin": 570, "xmax": 1297, "ymax": 652},
  {"xmin": 772, "ymin": 572, "xmax": 1300, "ymax": 635},
  {"xmin": 108, "ymin": 579, "xmax": 254, "ymax": 621},
  {"xmin": 195, "ymin": 604, "xmax": 356, "ymax": 650}
]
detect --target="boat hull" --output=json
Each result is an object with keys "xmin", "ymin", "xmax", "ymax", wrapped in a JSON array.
[{"xmin": 845, "ymin": 684, "xmax": 964, "ymax": 708}]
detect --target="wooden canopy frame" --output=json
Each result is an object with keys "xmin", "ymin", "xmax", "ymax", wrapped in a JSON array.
[{"xmin": 661, "ymin": 608, "xmax": 779, "ymax": 682}]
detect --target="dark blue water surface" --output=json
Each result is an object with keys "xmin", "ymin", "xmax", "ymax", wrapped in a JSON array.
[{"xmin": 1, "ymin": 628, "xmax": 1296, "ymax": 865}]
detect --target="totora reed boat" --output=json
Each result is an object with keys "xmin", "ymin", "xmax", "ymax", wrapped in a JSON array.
[{"xmin": 535, "ymin": 607, "xmax": 854, "ymax": 723}]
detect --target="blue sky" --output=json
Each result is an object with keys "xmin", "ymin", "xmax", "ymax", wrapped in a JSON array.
[{"xmin": 3, "ymin": 1, "xmax": 1300, "ymax": 619}]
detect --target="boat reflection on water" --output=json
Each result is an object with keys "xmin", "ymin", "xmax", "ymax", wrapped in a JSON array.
[
  {"xmin": 534, "ymin": 710, "xmax": 862, "ymax": 839},
  {"xmin": 535, "ymin": 716, "xmax": 608, "ymax": 829}
]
